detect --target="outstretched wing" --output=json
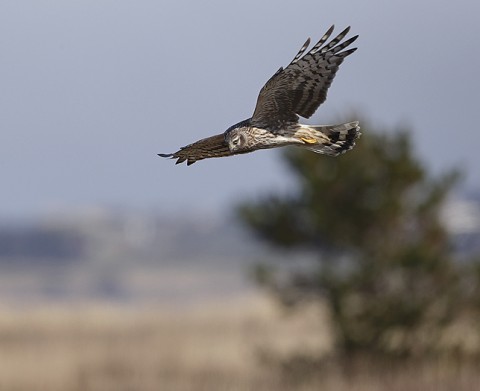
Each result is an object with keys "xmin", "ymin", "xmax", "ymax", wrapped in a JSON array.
[
  {"xmin": 251, "ymin": 26, "xmax": 358, "ymax": 129},
  {"xmin": 158, "ymin": 134, "xmax": 232, "ymax": 165}
]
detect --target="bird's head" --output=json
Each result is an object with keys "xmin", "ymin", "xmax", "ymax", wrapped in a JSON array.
[{"xmin": 225, "ymin": 127, "xmax": 249, "ymax": 152}]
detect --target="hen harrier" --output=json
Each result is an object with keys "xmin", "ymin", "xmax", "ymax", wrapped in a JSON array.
[{"xmin": 159, "ymin": 26, "xmax": 360, "ymax": 166}]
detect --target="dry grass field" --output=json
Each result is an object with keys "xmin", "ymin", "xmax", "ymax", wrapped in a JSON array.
[{"xmin": 0, "ymin": 295, "xmax": 478, "ymax": 391}]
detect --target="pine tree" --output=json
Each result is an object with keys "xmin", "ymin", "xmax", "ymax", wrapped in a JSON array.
[{"xmin": 238, "ymin": 120, "xmax": 470, "ymax": 356}]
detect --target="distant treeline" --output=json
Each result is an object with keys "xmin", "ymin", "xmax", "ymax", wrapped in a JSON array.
[{"xmin": 0, "ymin": 226, "xmax": 85, "ymax": 261}]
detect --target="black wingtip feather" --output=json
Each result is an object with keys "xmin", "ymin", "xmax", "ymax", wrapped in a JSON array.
[
  {"xmin": 342, "ymin": 35, "xmax": 359, "ymax": 47},
  {"xmin": 338, "ymin": 47, "xmax": 358, "ymax": 58},
  {"xmin": 337, "ymin": 26, "xmax": 351, "ymax": 38}
]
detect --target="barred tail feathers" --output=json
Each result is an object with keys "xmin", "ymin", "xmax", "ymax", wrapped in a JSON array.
[{"xmin": 299, "ymin": 121, "xmax": 361, "ymax": 156}]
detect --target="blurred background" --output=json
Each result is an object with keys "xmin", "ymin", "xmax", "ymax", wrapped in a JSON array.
[{"xmin": 1, "ymin": 1, "xmax": 480, "ymax": 390}]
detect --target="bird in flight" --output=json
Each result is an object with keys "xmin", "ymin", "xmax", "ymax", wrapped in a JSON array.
[{"xmin": 159, "ymin": 26, "xmax": 360, "ymax": 166}]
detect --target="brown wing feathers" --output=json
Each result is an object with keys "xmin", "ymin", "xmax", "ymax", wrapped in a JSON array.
[
  {"xmin": 290, "ymin": 26, "xmax": 358, "ymax": 118},
  {"xmin": 158, "ymin": 133, "xmax": 232, "ymax": 166},
  {"xmin": 251, "ymin": 26, "xmax": 358, "ymax": 127}
]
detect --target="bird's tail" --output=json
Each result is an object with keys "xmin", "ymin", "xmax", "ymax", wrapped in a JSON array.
[{"xmin": 298, "ymin": 121, "xmax": 361, "ymax": 156}]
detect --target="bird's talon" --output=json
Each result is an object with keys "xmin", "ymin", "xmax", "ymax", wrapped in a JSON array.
[{"xmin": 301, "ymin": 137, "xmax": 317, "ymax": 144}]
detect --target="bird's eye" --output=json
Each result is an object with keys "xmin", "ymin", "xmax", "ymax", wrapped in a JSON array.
[{"xmin": 232, "ymin": 136, "xmax": 240, "ymax": 145}]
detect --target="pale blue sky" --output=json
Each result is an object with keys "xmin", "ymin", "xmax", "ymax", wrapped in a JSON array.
[{"xmin": 1, "ymin": 0, "xmax": 479, "ymax": 218}]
